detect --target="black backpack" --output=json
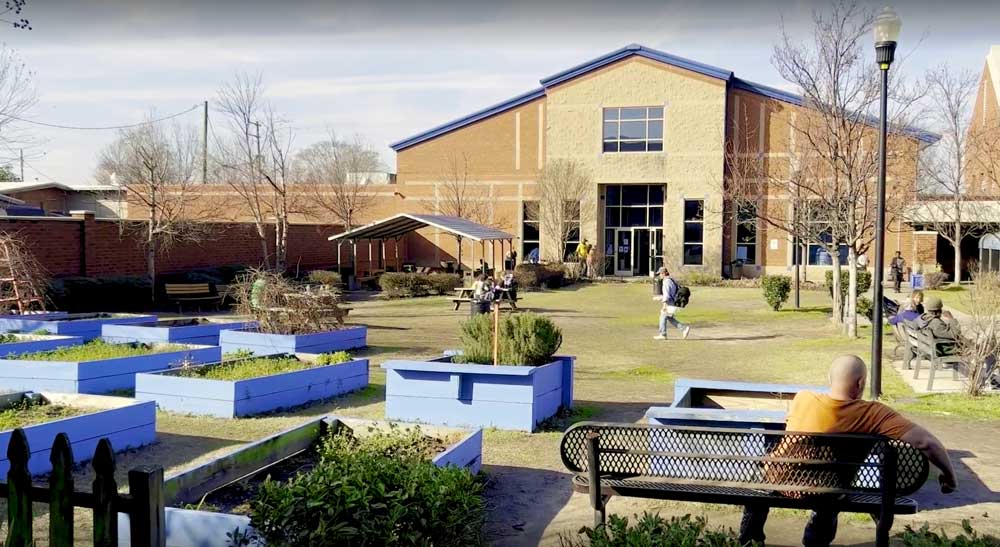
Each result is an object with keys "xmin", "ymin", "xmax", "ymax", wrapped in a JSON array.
[{"xmin": 674, "ymin": 284, "xmax": 691, "ymax": 308}]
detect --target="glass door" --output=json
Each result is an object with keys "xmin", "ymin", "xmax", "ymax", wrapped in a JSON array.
[
  {"xmin": 633, "ymin": 229, "xmax": 650, "ymax": 276},
  {"xmin": 615, "ymin": 230, "xmax": 632, "ymax": 275}
]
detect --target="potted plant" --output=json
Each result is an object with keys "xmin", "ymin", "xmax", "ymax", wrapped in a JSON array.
[
  {"xmin": 219, "ymin": 271, "xmax": 366, "ymax": 356},
  {"xmin": 382, "ymin": 312, "xmax": 574, "ymax": 431}
]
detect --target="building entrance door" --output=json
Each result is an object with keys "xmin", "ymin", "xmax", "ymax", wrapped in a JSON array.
[{"xmin": 614, "ymin": 230, "xmax": 632, "ymax": 276}]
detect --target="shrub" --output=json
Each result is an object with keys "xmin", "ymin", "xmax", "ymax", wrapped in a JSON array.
[
  {"xmin": 378, "ymin": 272, "xmax": 432, "ymax": 298},
  {"xmin": 306, "ymin": 270, "xmax": 342, "ymax": 288},
  {"xmin": 896, "ymin": 520, "xmax": 1000, "ymax": 546},
  {"xmin": 824, "ymin": 269, "xmax": 872, "ymax": 301},
  {"xmin": 47, "ymin": 275, "xmax": 153, "ymax": 312},
  {"xmin": 457, "ymin": 312, "xmax": 562, "ymax": 366},
  {"xmin": 678, "ymin": 271, "xmax": 723, "ymax": 286},
  {"xmin": 923, "ymin": 271, "xmax": 948, "ymax": 290},
  {"xmin": 761, "ymin": 275, "xmax": 791, "ymax": 311},
  {"xmin": 233, "ymin": 269, "xmax": 347, "ymax": 335},
  {"xmin": 561, "ymin": 513, "xmax": 746, "ymax": 547},
  {"xmin": 857, "ymin": 296, "xmax": 873, "ymax": 319},
  {"xmin": 250, "ymin": 428, "xmax": 486, "ymax": 547},
  {"xmin": 315, "ymin": 350, "xmax": 351, "ymax": 366},
  {"xmin": 514, "ymin": 263, "xmax": 567, "ymax": 290},
  {"xmin": 427, "ymin": 272, "xmax": 462, "ymax": 295}
]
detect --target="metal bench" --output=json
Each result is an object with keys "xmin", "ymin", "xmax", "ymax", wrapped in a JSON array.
[
  {"xmin": 164, "ymin": 283, "xmax": 222, "ymax": 312},
  {"xmin": 904, "ymin": 326, "xmax": 964, "ymax": 391},
  {"xmin": 560, "ymin": 421, "xmax": 928, "ymax": 547}
]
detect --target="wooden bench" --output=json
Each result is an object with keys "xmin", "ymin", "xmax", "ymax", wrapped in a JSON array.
[
  {"xmin": 560, "ymin": 421, "xmax": 928, "ymax": 547},
  {"xmin": 904, "ymin": 325, "xmax": 964, "ymax": 391},
  {"xmin": 164, "ymin": 283, "xmax": 222, "ymax": 312}
]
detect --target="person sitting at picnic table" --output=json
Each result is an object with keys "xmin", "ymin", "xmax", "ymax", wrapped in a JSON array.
[
  {"xmin": 498, "ymin": 270, "xmax": 516, "ymax": 301},
  {"xmin": 739, "ymin": 355, "xmax": 957, "ymax": 547},
  {"xmin": 906, "ymin": 296, "xmax": 961, "ymax": 356},
  {"xmin": 888, "ymin": 289, "xmax": 924, "ymax": 326},
  {"xmin": 472, "ymin": 274, "xmax": 494, "ymax": 301}
]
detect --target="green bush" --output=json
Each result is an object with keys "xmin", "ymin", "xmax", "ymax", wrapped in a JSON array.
[
  {"xmin": 47, "ymin": 275, "xmax": 153, "ymax": 312},
  {"xmin": 897, "ymin": 520, "xmax": 1000, "ymax": 546},
  {"xmin": 249, "ymin": 428, "xmax": 485, "ymax": 547},
  {"xmin": 857, "ymin": 296, "xmax": 873, "ymax": 319},
  {"xmin": 514, "ymin": 263, "xmax": 567, "ymax": 290},
  {"xmin": 561, "ymin": 513, "xmax": 747, "ymax": 547},
  {"xmin": 378, "ymin": 272, "xmax": 432, "ymax": 298},
  {"xmin": 761, "ymin": 275, "xmax": 791, "ymax": 311},
  {"xmin": 457, "ymin": 312, "xmax": 562, "ymax": 366},
  {"xmin": 306, "ymin": 270, "xmax": 342, "ymax": 287},
  {"xmin": 824, "ymin": 269, "xmax": 873, "ymax": 301},
  {"xmin": 427, "ymin": 272, "xmax": 462, "ymax": 295},
  {"xmin": 678, "ymin": 271, "xmax": 723, "ymax": 286}
]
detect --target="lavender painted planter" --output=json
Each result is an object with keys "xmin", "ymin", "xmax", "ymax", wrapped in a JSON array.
[
  {"xmin": 219, "ymin": 326, "xmax": 367, "ymax": 356},
  {"xmin": 382, "ymin": 355, "xmax": 575, "ymax": 431},
  {"xmin": 0, "ymin": 392, "xmax": 156, "ymax": 480},
  {"xmin": 0, "ymin": 313, "xmax": 157, "ymax": 341},
  {"xmin": 134, "ymin": 356, "xmax": 369, "ymax": 418},
  {"xmin": 119, "ymin": 415, "xmax": 481, "ymax": 546},
  {"xmin": 103, "ymin": 319, "xmax": 254, "ymax": 346},
  {"xmin": 0, "ymin": 344, "xmax": 221, "ymax": 394},
  {"xmin": 0, "ymin": 334, "xmax": 84, "ymax": 357}
]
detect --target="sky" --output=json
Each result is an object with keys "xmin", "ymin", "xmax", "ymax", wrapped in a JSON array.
[{"xmin": 3, "ymin": 0, "xmax": 999, "ymax": 185}]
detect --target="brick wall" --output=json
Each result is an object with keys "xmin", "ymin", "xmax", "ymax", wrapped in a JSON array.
[{"xmin": 0, "ymin": 213, "xmax": 404, "ymax": 278}]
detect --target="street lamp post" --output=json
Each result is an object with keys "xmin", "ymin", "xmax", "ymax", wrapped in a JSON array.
[{"xmin": 870, "ymin": 6, "xmax": 901, "ymax": 399}]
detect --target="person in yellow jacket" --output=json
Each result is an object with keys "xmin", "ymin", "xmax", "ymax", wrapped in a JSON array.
[{"xmin": 576, "ymin": 239, "xmax": 591, "ymax": 277}]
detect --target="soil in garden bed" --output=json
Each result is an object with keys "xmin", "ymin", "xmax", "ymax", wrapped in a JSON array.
[
  {"xmin": 14, "ymin": 339, "xmax": 189, "ymax": 361},
  {"xmin": 172, "ymin": 352, "xmax": 353, "ymax": 382},
  {"xmin": 0, "ymin": 398, "xmax": 88, "ymax": 431},
  {"xmin": 188, "ymin": 429, "xmax": 460, "ymax": 516},
  {"xmin": 153, "ymin": 318, "xmax": 218, "ymax": 328}
]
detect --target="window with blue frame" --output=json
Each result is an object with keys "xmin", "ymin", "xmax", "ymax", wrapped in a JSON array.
[
  {"xmin": 808, "ymin": 231, "xmax": 849, "ymax": 266},
  {"xmin": 602, "ymin": 106, "xmax": 664, "ymax": 153}
]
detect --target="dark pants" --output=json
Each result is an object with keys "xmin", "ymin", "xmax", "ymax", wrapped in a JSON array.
[
  {"xmin": 893, "ymin": 272, "xmax": 902, "ymax": 292},
  {"xmin": 740, "ymin": 505, "xmax": 840, "ymax": 546}
]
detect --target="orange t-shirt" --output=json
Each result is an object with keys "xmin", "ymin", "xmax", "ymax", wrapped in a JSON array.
[{"xmin": 785, "ymin": 391, "xmax": 915, "ymax": 439}]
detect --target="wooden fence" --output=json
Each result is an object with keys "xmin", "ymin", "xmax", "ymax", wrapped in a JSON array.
[{"xmin": 1, "ymin": 428, "xmax": 165, "ymax": 546}]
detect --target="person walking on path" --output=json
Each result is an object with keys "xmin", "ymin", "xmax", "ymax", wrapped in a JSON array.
[
  {"xmin": 586, "ymin": 247, "xmax": 598, "ymax": 279},
  {"xmin": 890, "ymin": 251, "xmax": 906, "ymax": 293},
  {"xmin": 654, "ymin": 267, "xmax": 690, "ymax": 340},
  {"xmin": 739, "ymin": 355, "xmax": 957, "ymax": 546}
]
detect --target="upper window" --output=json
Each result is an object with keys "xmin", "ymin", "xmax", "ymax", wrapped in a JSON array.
[{"xmin": 602, "ymin": 107, "xmax": 664, "ymax": 153}]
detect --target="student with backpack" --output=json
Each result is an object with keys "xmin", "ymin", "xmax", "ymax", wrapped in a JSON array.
[{"xmin": 654, "ymin": 267, "xmax": 691, "ymax": 340}]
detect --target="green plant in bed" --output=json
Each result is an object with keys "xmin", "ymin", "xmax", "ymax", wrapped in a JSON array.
[
  {"xmin": 177, "ymin": 351, "xmax": 352, "ymax": 381},
  {"xmin": 0, "ymin": 398, "xmax": 86, "ymax": 431},
  {"xmin": 0, "ymin": 333, "xmax": 19, "ymax": 344},
  {"xmin": 15, "ymin": 339, "xmax": 186, "ymax": 361}
]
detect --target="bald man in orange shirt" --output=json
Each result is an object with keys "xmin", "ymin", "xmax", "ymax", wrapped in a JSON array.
[{"xmin": 739, "ymin": 355, "xmax": 957, "ymax": 546}]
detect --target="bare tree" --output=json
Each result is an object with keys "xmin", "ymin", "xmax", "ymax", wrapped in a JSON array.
[
  {"xmin": 958, "ymin": 271, "xmax": 1000, "ymax": 395},
  {"xmin": 96, "ymin": 117, "xmax": 210, "ymax": 300},
  {"xmin": 0, "ymin": 0, "xmax": 31, "ymax": 30},
  {"xmin": 213, "ymin": 73, "xmax": 300, "ymax": 271},
  {"xmin": 435, "ymin": 153, "xmax": 492, "ymax": 224},
  {"xmin": 912, "ymin": 66, "xmax": 998, "ymax": 286},
  {"xmin": 0, "ymin": 45, "xmax": 35, "ymax": 149},
  {"xmin": 538, "ymin": 159, "xmax": 594, "ymax": 262},
  {"xmin": 296, "ymin": 133, "xmax": 381, "ymax": 230}
]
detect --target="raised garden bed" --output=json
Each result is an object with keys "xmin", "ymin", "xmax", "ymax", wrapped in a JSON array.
[
  {"xmin": 0, "ymin": 332, "xmax": 84, "ymax": 356},
  {"xmin": 117, "ymin": 415, "xmax": 482, "ymax": 546},
  {"xmin": 382, "ymin": 354, "xmax": 575, "ymax": 431},
  {"xmin": 102, "ymin": 317, "xmax": 253, "ymax": 346},
  {"xmin": 0, "ymin": 339, "xmax": 221, "ymax": 394},
  {"xmin": 0, "ymin": 391, "xmax": 156, "ymax": 479},
  {"xmin": 644, "ymin": 378, "xmax": 829, "ymax": 429},
  {"xmin": 219, "ymin": 325, "xmax": 367, "ymax": 356},
  {"xmin": 0, "ymin": 312, "xmax": 157, "ymax": 341},
  {"xmin": 134, "ymin": 352, "xmax": 369, "ymax": 418}
]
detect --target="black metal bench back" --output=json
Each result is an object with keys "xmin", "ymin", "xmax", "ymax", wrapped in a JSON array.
[{"xmin": 560, "ymin": 422, "xmax": 928, "ymax": 496}]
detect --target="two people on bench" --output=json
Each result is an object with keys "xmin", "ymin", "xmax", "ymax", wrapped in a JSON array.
[
  {"xmin": 887, "ymin": 290, "xmax": 923, "ymax": 326},
  {"xmin": 740, "ymin": 355, "xmax": 957, "ymax": 546},
  {"xmin": 904, "ymin": 296, "xmax": 961, "ymax": 357}
]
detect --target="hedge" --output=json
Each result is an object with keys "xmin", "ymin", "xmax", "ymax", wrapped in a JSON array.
[
  {"xmin": 378, "ymin": 272, "xmax": 461, "ymax": 298},
  {"xmin": 513, "ymin": 263, "xmax": 567, "ymax": 290},
  {"xmin": 47, "ymin": 275, "xmax": 154, "ymax": 312}
]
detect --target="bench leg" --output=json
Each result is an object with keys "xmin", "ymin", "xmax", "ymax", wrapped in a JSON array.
[
  {"xmin": 586, "ymin": 432, "xmax": 605, "ymax": 528},
  {"xmin": 927, "ymin": 357, "xmax": 938, "ymax": 392},
  {"xmin": 874, "ymin": 513, "xmax": 894, "ymax": 547}
]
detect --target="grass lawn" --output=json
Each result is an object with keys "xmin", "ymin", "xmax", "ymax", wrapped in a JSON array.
[{"xmin": 925, "ymin": 287, "xmax": 970, "ymax": 313}]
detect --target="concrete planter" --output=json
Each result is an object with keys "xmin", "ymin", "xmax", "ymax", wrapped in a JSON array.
[
  {"xmin": 0, "ymin": 313, "xmax": 157, "ymax": 341},
  {"xmin": 103, "ymin": 319, "xmax": 254, "ymax": 346},
  {"xmin": 119, "ymin": 415, "xmax": 481, "ymax": 546},
  {"xmin": 0, "ymin": 344, "xmax": 221, "ymax": 394},
  {"xmin": 0, "ymin": 333, "xmax": 84, "ymax": 356},
  {"xmin": 382, "ymin": 355, "xmax": 575, "ymax": 431},
  {"xmin": 0, "ymin": 392, "xmax": 156, "ymax": 480},
  {"xmin": 219, "ymin": 326, "xmax": 367, "ymax": 356},
  {"xmin": 134, "ymin": 356, "xmax": 370, "ymax": 418}
]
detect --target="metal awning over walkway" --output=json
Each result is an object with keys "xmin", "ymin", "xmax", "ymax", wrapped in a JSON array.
[{"xmin": 328, "ymin": 213, "xmax": 513, "ymax": 242}]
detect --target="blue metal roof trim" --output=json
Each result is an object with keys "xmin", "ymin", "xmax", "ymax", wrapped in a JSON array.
[
  {"xmin": 389, "ymin": 87, "xmax": 546, "ymax": 151},
  {"xmin": 540, "ymin": 43, "xmax": 733, "ymax": 88}
]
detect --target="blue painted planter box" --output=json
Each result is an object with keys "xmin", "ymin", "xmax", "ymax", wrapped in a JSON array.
[
  {"xmin": 0, "ymin": 344, "xmax": 221, "ymax": 394},
  {"xmin": 219, "ymin": 326, "xmax": 367, "ymax": 356},
  {"xmin": 134, "ymin": 357, "xmax": 370, "ymax": 418},
  {"xmin": 0, "ymin": 334, "xmax": 84, "ymax": 357},
  {"xmin": 0, "ymin": 313, "xmax": 157, "ymax": 341},
  {"xmin": 382, "ymin": 355, "xmax": 575, "ymax": 431},
  {"xmin": 120, "ymin": 415, "xmax": 481, "ymax": 546},
  {"xmin": 0, "ymin": 392, "xmax": 156, "ymax": 480},
  {"xmin": 103, "ymin": 319, "xmax": 254, "ymax": 346}
]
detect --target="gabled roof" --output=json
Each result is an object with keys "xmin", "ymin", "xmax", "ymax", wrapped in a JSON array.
[
  {"xmin": 390, "ymin": 43, "xmax": 939, "ymax": 151},
  {"xmin": 0, "ymin": 181, "xmax": 121, "ymax": 193},
  {"xmin": 328, "ymin": 213, "xmax": 514, "ymax": 242}
]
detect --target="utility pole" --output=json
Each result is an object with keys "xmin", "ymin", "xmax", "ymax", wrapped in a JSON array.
[
  {"xmin": 18, "ymin": 149, "xmax": 23, "ymax": 182},
  {"xmin": 251, "ymin": 120, "xmax": 262, "ymax": 174},
  {"xmin": 202, "ymin": 100, "xmax": 208, "ymax": 184}
]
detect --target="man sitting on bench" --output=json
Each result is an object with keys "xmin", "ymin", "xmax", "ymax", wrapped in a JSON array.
[{"xmin": 740, "ymin": 355, "xmax": 957, "ymax": 546}]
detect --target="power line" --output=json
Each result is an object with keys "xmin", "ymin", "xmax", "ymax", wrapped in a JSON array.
[{"xmin": 3, "ymin": 104, "xmax": 202, "ymax": 131}]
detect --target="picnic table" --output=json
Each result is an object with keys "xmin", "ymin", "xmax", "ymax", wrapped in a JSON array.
[{"xmin": 451, "ymin": 287, "xmax": 518, "ymax": 311}]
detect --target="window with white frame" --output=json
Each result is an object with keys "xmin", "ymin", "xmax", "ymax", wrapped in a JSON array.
[
  {"xmin": 602, "ymin": 106, "xmax": 664, "ymax": 153},
  {"xmin": 683, "ymin": 199, "xmax": 704, "ymax": 265},
  {"xmin": 522, "ymin": 201, "xmax": 539, "ymax": 261},
  {"xmin": 735, "ymin": 203, "xmax": 758, "ymax": 264}
]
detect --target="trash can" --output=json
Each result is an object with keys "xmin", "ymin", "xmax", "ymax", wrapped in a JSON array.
[
  {"xmin": 910, "ymin": 273, "xmax": 924, "ymax": 290},
  {"xmin": 471, "ymin": 299, "xmax": 491, "ymax": 317}
]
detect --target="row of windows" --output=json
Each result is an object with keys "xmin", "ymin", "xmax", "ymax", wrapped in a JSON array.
[{"xmin": 603, "ymin": 106, "xmax": 663, "ymax": 153}]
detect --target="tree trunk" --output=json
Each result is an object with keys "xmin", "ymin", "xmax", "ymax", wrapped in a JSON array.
[
  {"xmin": 831, "ymin": 253, "xmax": 843, "ymax": 326},
  {"xmin": 953, "ymin": 220, "xmax": 963, "ymax": 286},
  {"xmin": 845, "ymin": 249, "xmax": 858, "ymax": 338},
  {"xmin": 146, "ymin": 233, "xmax": 156, "ymax": 303}
]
